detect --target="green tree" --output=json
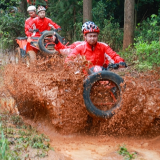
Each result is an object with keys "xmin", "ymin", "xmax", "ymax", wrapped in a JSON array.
[{"xmin": 47, "ymin": 0, "xmax": 83, "ymax": 42}]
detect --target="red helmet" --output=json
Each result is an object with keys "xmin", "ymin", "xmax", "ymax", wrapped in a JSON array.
[{"xmin": 82, "ymin": 21, "xmax": 100, "ymax": 34}]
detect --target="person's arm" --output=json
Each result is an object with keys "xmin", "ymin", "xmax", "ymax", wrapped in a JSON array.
[
  {"xmin": 53, "ymin": 34, "xmax": 83, "ymax": 55},
  {"xmin": 28, "ymin": 18, "xmax": 37, "ymax": 38},
  {"xmin": 54, "ymin": 41, "xmax": 84, "ymax": 50},
  {"xmin": 26, "ymin": 18, "xmax": 37, "ymax": 42},
  {"xmin": 25, "ymin": 20, "xmax": 32, "ymax": 37},
  {"xmin": 65, "ymin": 45, "xmax": 82, "ymax": 62},
  {"xmin": 48, "ymin": 18, "xmax": 61, "ymax": 30},
  {"xmin": 102, "ymin": 43, "xmax": 124, "ymax": 63}
]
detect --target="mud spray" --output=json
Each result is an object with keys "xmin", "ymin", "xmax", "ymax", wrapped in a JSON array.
[{"xmin": 3, "ymin": 55, "xmax": 160, "ymax": 137}]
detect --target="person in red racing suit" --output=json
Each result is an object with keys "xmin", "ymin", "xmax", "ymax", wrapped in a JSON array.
[
  {"xmin": 29, "ymin": 6, "xmax": 61, "ymax": 38},
  {"xmin": 66, "ymin": 41, "xmax": 124, "ymax": 67},
  {"xmin": 25, "ymin": 6, "xmax": 37, "ymax": 37},
  {"xmin": 53, "ymin": 21, "xmax": 126, "ymax": 69}
]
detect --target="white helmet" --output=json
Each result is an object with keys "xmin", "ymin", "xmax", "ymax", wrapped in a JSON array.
[
  {"xmin": 27, "ymin": 6, "xmax": 36, "ymax": 12},
  {"xmin": 37, "ymin": 6, "xmax": 46, "ymax": 13}
]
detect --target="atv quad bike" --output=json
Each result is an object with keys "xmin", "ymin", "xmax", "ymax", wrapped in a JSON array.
[{"xmin": 15, "ymin": 30, "xmax": 66, "ymax": 66}]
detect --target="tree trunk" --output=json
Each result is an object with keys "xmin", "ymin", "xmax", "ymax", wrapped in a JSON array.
[
  {"xmin": 123, "ymin": 0, "xmax": 135, "ymax": 50},
  {"xmin": 19, "ymin": 0, "xmax": 28, "ymax": 17},
  {"xmin": 83, "ymin": 0, "xmax": 92, "ymax": 23}
]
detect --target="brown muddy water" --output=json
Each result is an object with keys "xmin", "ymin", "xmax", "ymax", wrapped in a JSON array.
[{"xmin": 1, "ymin": 55, "xmax": 160, "ymax": 160}]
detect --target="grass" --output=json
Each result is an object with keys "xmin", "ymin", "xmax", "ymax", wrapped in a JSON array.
[
  {"xmin": 0, "ymin": 112, "xmax": 54, "ymax": 159},
  {"xmin": 117, "ymin": 144, "xmax": 137, "ymax": 160}
]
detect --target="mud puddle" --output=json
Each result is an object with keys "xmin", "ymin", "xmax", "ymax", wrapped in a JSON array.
[{"xmin": 1, "ymin": 55, "xmax": 160, "ymax": 159}]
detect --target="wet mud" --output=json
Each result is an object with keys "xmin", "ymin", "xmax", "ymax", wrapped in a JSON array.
[
  {"xmin": 97, "ymin": 69, "xmax": 160, "ymax": 136},
  {"xmin": 3, "ymin": 56, "xmax": 160, "ymax": 137}
]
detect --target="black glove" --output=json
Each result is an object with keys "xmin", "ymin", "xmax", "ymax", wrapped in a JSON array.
[
  {"xmin": 119, "ymin": 62, "xmax": 127, "ymax": 67},
  {"xmin": 112, "ymin": 63, "xmax": 119, "ymax": 69},
  {"xmin": 54, "ymin": 34, "xmax": 59, "ymax": 44},
  {"xmin": 102, "ymin": 67, "xmax": 107, "ymax": 71},
  {"xmin": 102, "ymin": 63, "xmax": 119, "ymax": 70}
]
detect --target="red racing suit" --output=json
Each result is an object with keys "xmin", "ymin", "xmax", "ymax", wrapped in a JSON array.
[
  {"xmin": 25, "ymin": 16, "xmax": 37, "ymax": 37},
  {"xmin": 29, "ymin": 17, "xmax": 61, "ymax": 37},
  {"xmin": 65, "ymin": 41, "xmax": 124, "ymax": 67},
  {"xmin": 54, "ymin": 41, "xmax": 84, "ymax": 55}
]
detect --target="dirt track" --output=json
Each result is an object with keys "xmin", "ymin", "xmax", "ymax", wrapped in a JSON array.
[
  {"xmin": 23, "ymin": 116, "xmax": 160, "ymax": 160},
  {"xmin": 1, "ymin": 55, "xmax": 160, "ymax": 159}
]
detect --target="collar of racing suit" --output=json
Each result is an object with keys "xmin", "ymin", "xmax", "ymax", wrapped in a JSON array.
[
  {"xmin": 85, "ymin": 41, "xmax": 101, "ymax": 52},
  {"xmin": 38, "ymin": 16, "xmax": 45, "ymax": 20}
]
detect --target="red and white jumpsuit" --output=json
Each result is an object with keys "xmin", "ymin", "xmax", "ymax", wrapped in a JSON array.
[{"xmin": 29, "ymin": 17, "xmax": 61, "ymax": 37}]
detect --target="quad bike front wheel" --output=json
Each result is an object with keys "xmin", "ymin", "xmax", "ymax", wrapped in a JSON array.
[
  {"xmin": 83, "ymin": 71, "xmax": 124, "ymax": 119},
  {"xmin": 26, "ymin": 51, "xmax": 36, "ymax": 67}
]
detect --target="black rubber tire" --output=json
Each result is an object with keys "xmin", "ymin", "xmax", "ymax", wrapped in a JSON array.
[
  {"xmin": 38, "ymin": 31, "xmax": 61, "ymax": 56},
  {"xmin": 83, "ymin": 71, "xmax": 124, "ymax": 119},
  {"xmin": 26, "ymin": 51, "xmax": 36, "ymax": 67}
]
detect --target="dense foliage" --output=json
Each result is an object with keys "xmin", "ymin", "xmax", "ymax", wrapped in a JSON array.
[
  {"xmin": 0, "ymin": 11, "xmax": 25, "ymax": 49},
  {"xmin": 47, "ymin": 0, "xmax": 83, "ymax": 42},
  {"xmin": 119, "ymin": 13, "xmax": 160, "ymax": 69},
  {"xmin": 0, "ymin": 0, "xmax": 159, "ymax": 68}
]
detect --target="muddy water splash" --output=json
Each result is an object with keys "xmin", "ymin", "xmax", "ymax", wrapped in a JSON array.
[
  {"xmin": 3, "ymin": 56, "xmax": 160, "ymax": 136},
  {"xmin": 4, "ymin": 56, "xmax": 91, "ymax": 134},
  {"xmin": 97, "ymin": 69, "xmax": 160, "ymax": 136}
]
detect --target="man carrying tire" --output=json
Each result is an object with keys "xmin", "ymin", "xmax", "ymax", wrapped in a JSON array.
[
  {"xmin": 53, "ymin": 21, "xmax": 127, "ymax": 70},
  {"xmin": 53, "ymin": 22, "xmax": 127, "ymax": 119}
]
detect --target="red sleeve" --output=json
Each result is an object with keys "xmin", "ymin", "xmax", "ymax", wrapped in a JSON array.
[
  {"xmin": 48, "ymin": 19, "xmax": 61, "ymax": 29},
  {"xmin": 54, "ymin": 41, "xmax": 67, "ymax": 52},
  {"xmin": 65, "ymin": 45, "xmax": 82, "ymax": 62},
  {"xmin": 67, "ymin": 41, "xmax": 83, "ymax": 49},
  {"xmin": 28, "ymin": 18, "xmax": 37, "ymax": 37},
  {"xmin": 25, "ymin": 20, "xmax": 31, "ymax": 37},
  {"xmin": 54, "ymin": 41, "xmax": 84, "ymax": 52},
  {"xmin": 102, "ymin": 43, "xmax": 124, "ymax": 64}
]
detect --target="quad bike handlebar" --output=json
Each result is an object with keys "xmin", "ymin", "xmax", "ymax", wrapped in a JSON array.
[
  {"xmin": 104, "ymin": 62, "xmax": 127, "ymax": 70},
  {"xmin": 88, "ymin": 62, "xmax": 127, "ymax": 75},
  {"xmin": 32, "ymin": 28, "xmax": 61, "ymax": 35}
]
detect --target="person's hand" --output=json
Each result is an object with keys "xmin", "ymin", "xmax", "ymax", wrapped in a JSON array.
[
  {"xmin": 57, "ymin": 28, "xmax": 61, "ymax": 32},
  {"xmin": 27, "ymin": 37, "xmax": 32, "ymax": 43},
  {"xmin": 28, "ymin": 28, "xmax": 33, "ymax": 33},
  {"xmin": 52, "ymin": 32, "xmax": 59, "ymax": 44},
  {"xmin": 119, "ymin": 62, "xmax": 127, "ymax": 68}
]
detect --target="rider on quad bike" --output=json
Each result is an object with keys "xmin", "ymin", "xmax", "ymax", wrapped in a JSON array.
[
  {"xmin": 25, "ymin": 5, "xmax": 37, "ymax": 37},
  {"xmin": 15, "ymin": 5, "xmax": 64, "ymax": 66},
  {"xmin": 53, "ymin": 21, "xmax": 127, "ymax": 70},
  {"xmin": 28, "ymin": 5, "xmax": 61, "ymax": 41},
  {"xmin": 52, "ymin": 22, "xmax": 128, "ymax": 119},
  {"xmin": 24, "ymin": 6, "xmax": 61, "ymax": 64}
]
